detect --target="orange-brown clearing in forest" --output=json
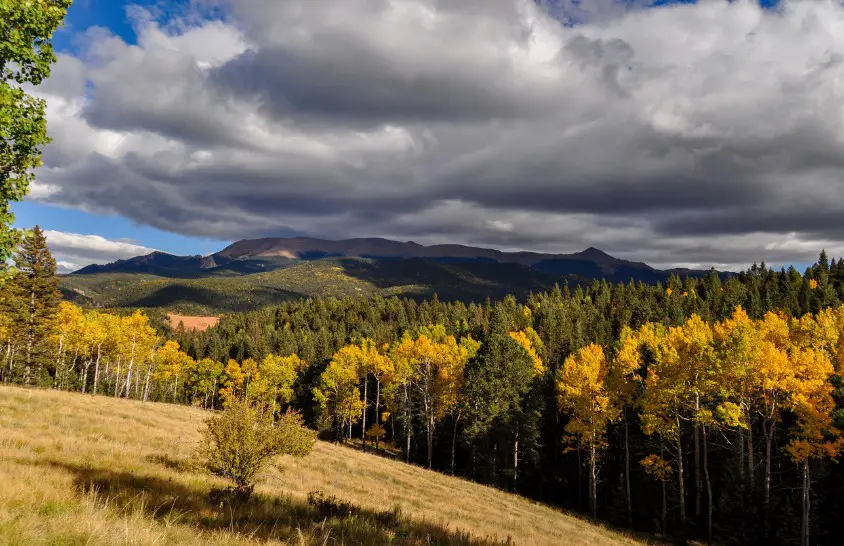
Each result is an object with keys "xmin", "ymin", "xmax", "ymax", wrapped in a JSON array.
[{"xmin": 167, "ymin": 313, "xmax": 220, "ymax": 332}]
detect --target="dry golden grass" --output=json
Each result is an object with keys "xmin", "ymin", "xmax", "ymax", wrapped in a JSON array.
[
  {"xmin": 0, "ymin": 386, "xmax": 644, "ymax": 545},
  {"xmin": 167, "ymin": 313, "xmax": 220, "ymax": 332}
]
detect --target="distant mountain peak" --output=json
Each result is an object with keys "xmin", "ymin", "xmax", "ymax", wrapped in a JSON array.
[{"xmin": 574, "ymin": 247, "xmax": 615, "ymax": 261}]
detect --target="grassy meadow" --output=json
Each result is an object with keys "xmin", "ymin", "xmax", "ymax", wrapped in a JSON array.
[{"xmin": 0, "ymin": 386, "xmax": 644, "ymax": 545}]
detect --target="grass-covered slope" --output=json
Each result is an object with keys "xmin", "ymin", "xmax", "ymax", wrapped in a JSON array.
[
  {"xmin": 0, "ymin": 386, "xmax": 642, "ymax": 545},
  {"xmin": 60, "ymin": 257, "xmax": 562, "ymax": 314}
]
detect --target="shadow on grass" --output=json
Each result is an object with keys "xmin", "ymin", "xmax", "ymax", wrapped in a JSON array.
[{"xmin": 42, "ymin": 459, "xmax": 512, "ymax": 545}]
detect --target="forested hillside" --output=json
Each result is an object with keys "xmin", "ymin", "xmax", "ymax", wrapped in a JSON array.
[
  {"xmin": 6, "ymin": 227, "xmax": 844, "ymax": 545},
  {"xmin": 60, "ymin": 257, "xmax": 563, "ymax": 313},
  {"xmin": 60, "ymin": 237, "xmax": 720, "ymax": 314}
]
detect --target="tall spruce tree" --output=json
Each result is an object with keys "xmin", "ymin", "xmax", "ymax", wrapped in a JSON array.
[{"xmin": 13, "ymin": 226, "xmax": 58, "ymax": 385}]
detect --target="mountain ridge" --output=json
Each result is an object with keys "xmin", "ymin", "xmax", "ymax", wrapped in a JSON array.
[
  {"xmin": 74, "ymin": 236, "xmax": 711, "ymax": 281},
  {"xmin": 64, "ymin": 237, "xmax": 724, "ymax": 313}
]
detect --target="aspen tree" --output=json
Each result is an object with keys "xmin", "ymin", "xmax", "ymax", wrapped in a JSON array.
[{"xmin": 557, "ymin": 344, "xmax": 619, "ymax": 519}]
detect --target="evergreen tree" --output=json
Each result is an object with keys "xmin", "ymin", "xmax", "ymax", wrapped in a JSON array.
[{"xmin": 12, "ymin": 226, "xmax": 59, "ymax": 385}]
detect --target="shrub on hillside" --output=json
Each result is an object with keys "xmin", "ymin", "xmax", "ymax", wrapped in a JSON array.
[{"xmin": 198, "ymin": 399, "xmax": 315, "ymax": 499}]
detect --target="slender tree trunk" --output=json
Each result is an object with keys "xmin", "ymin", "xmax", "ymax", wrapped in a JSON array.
[
  {"xmin": 23, "ymin": 290, "xmax": 35, "ymax": 386},
  {"xmin": 375, "ymin": 379, "xmax": 381, "ymax": 450},
  {"xmin": 577, "ymin": 447, "xmax": 583, "ymax": 511},
  {"xmin": 738, "ymin": 427, "xmax": 746, "ymax": 484},
  {"xmin": 124, "ymin": 335, "xmax": 137, "ymax": 399},
  {"xmin": 451, "ymin": 410, "xmax": 460, "ymax": 476},
  {"xmin": 404, "ymin": 384, "xmax": 412, "ymax": 463},
  {"xmin": 589, "ymin": 440, "xmax": 597, "ymax": 519},
  {"xmin": 426, "ymin": 413, "xmax": 434, "ymax": 470},
  {"xmin": 695, "ymin": 396, "xmax": 702, "ymax": 520},
  {"xmin": 703, "ymin": 428, "xmax": 713, "ymax": 546},
  {"xmin": 143, "ymin": 365, "xmax": 152, "ymax": 401},
  {"xmin": 92, "ymin": 346, "xmax": 102, "ymax": 395},
  {"xmin": 660, "ymin": 444, "xmax": 667, "ymax": 534},
  {"xmin": 801, "ymin": 459, "xmax": 810, "ymax": 546},
  {"xmin": 624, "ymin": 418, "xmax": 633, "ymax": 528},
  {"xmin": 676, "ymin": 419, "xmax": 687, "ymax": 543},
  {"xmin": 763, "ymin": 418, "xmax": 774, "ymax": 540},
  {"xmin": 513, "ymin": 425, "xmax": 520, "ymax": 492},
  {"xmin": 361, "ymin": 376, "xmax": 368, "ymax": 451},
  {"xmin": 492, "ymin": 441, "xmax": 498, "ymax": 487},
  {"xmin": 747, "ymin": 420, "xmax": 755, "ymax": 484},
  {"xmin": 54, "ymin": 335, "xmax": 64, "ymax": 390},
  {"xmin": 3, "ymin": 342, "xmax": 10, "ymax": 385},
  {"xmin": 114, "ymin": 359, "xmax": 121, "ymax": 398},
  {"xmin": 81, "ymin": 360, "xmax": 91, "ymax": 393}
]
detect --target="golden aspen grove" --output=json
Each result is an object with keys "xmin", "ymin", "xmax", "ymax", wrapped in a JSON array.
[{"xmin": 4, "ymin": 226, "xmax": 844, "ymax": 544}]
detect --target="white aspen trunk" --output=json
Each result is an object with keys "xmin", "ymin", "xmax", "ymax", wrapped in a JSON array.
[
  {"xmin": 624, "ymin": 417, "xmax": 633, "ymax": 528},
  {"xmin": 124, "ymin": 334, "xmax": 137, "ymax": 399},
  {"xmin": 513, "ymin": 425, "xmax": 519, "ymax": 492},
  {"xmin": 589, "ymin": 440, "xmax": 597, "ymax": 519},
  {"xmin": 66, "ymin": 349, "xmax": 78, "ymax": 391},
  {"xmin": 114, "ymin": 359, "xmax": 121, "ymax": 398},
  {"xmin": 143, "ymin": 365, "xmax": 152, "ymax": 402},
  {"xmin": 375, "ymin": 379, "xmax": 381, "ymax": 450},
  {"xmin": 676, "ymin": 418, "xmax": 687, "ymax": 541},
  {"xmin": 54, "ymin": 335, "xmax": 64, "ymax": 390},
  {"xmin": 801, "ymin": 459, "xmax": 810, "ymax": 546},
  {"xmin": 3, "ymin": 342, "xmax": 11, "ymax": 385},
  {"xmin": 404, "ymin": 383, "xmax": 412, "ymax": 463},
  {"xmin": 763, "ymin": 416, "xmax": 774, "ymax": 540},
  {"xmin": 361, "ymin": 376, "xmax": 368, "ymax": 450},
  {"xmin": 695, "ymin": 395, "xmax": 702, "ymax": 519},
  {"xmin": 660, "ymin": 444, "xmax": 667, "ymax": 534},
  {"xmin": 81, "ymin": 359, "xmax": 92, "ymax": 393},
  {"xmin": 92, "ymin": 345, "xmax": 102, "ymax": 395},
  {"xmin": 703, "ymin": 428, "xmax": 713, "ymax": 546},
  {"xmin": 747, "ymin": 418, "xmax": 755, "ymax": 483},
  {"xmin": 23, "ymin": 290, "xmax": 35, "ymax": 386},
  {"xmin": 451, "ymin": 410, "xmax": 460, "ymax": 476}
]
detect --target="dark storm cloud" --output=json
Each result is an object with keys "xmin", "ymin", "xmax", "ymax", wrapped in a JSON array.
[{"xmin": 31, "ymin": 0, "xmax": 844, "ymax": 269}]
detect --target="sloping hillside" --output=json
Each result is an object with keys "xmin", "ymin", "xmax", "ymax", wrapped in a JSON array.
[
  {"xmin": 60, "ymin": 257, "xmax": 563, "ymax": 314},
  {"xmin": 0, "ymin": 386, "xmax": 643, "ymax": 545}
]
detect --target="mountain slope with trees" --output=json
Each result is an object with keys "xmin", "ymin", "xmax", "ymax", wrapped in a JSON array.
[{"xmin": 63, "ymin": 237, "xmax": 724, "ymax": 314}]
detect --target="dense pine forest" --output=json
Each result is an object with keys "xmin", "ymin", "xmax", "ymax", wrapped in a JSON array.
[{"xmin": 4, "ymin": 226, "xmax": 844, "ymax": 546}]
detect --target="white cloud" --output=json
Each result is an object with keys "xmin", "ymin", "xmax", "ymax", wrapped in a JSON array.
[
  {"xmin": 43, "ymin": 230, "xmax": 158, "ymax": 273},
  {"xmin": 26, "ymin": 0, "xmax": 844, "ymax": 269}
]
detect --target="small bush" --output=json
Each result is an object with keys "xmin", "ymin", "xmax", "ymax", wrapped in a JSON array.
[
  {"xmin": 307, "ymin": 490, "xmax": 354, "ymax": 518},
  {"xmin": 197, "ymin": 399, "xmax": 316, "ymax": 498}
]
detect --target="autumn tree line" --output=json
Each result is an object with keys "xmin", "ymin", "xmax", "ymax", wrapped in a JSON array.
[{"xmin": 5, "ymin": 228, "xmax": 844, "ymax": 545}]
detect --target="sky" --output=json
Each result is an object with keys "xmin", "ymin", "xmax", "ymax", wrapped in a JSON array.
[{"xmin": 18, "ymin": 0, "xmax": 842, "ymax": 273}]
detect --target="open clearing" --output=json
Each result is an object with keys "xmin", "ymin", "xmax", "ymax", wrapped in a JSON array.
[
  {"xmin": 167, "ymin": 313, "xmax": 220, "ymax": 331},
  {"xmin": 0, "ymin": 386, "xmax": 644, "ymax": 545}
]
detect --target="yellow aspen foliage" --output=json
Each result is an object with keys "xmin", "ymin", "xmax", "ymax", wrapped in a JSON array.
[
  {"xmin": 557, "ymin": 344, "xmax": 619, "ymax": 451},
  {"xmin": 153, "ymin": 340, "xmax": 195, "ymax": 398},
  {"xmin": 219, "ymin": 359, "xmax": 244, "ymax": 405},
  {"xmin": 313, "ymin": 344, "xmax": 366, "ymax": 430},
  {"xmin": 557, "ymin": 343, "xmax": 619, "ymax": 517},
  {"xmin": 508, "ymin": 328, "xmax": 545, "ymax": 376},
  {"xmin": 640, "ymin": 454, "xmax": 673, "ymax": 482},
  {"xmin": 250, "ymin": 353, "xmax": 304, "ymax": 411}
]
